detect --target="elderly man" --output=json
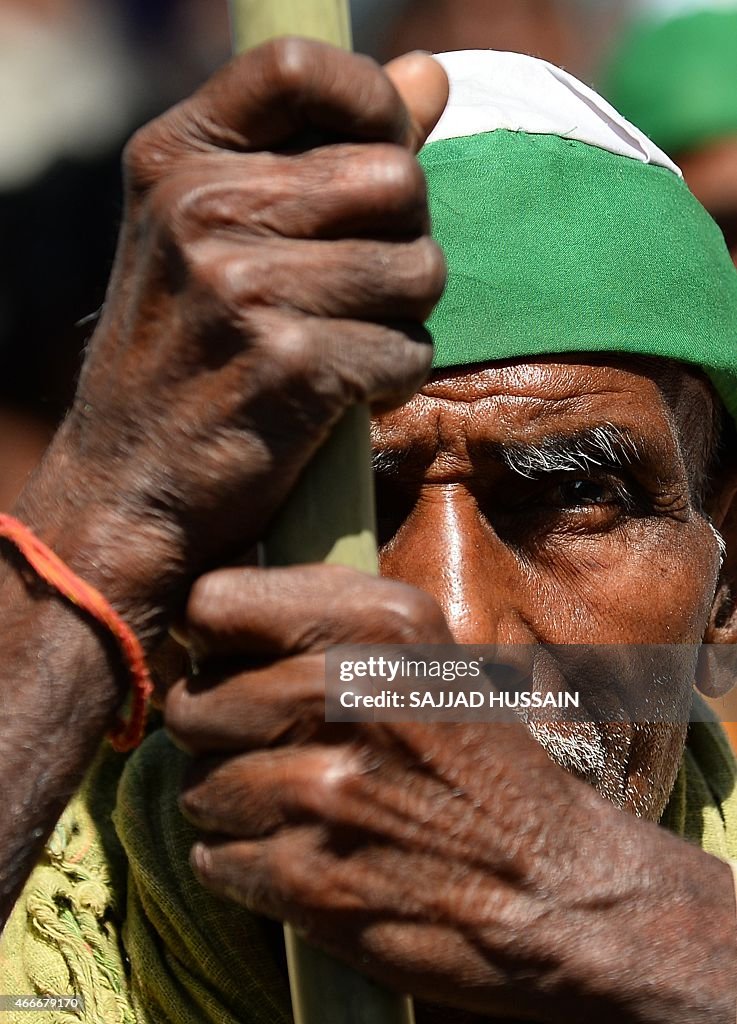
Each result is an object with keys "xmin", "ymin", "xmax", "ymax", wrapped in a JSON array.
[{"xmin": 1, "ymin": 40, "xmax": 736, "ymax": 1024}]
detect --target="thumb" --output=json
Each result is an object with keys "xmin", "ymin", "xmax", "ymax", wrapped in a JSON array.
[{"xmin": 385, "ymin": 52, "xmax": 449, "ymax": 153}]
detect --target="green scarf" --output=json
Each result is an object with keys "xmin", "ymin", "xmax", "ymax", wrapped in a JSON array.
[{"xmin": 2, "ymin": 718, "xmax": 736, "ymax": 1024}]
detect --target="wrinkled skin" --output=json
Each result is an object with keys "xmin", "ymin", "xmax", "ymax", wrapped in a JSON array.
[
  {"xmin": 0, "ymin": 40, "xmax": 449, "ymax": 920},
  {"xmin": 167, "ymin": 357, "xmax": 737, "ymax": 1022},
  {"xmin": 19, "ymin": 40, "xmax": 449, "ymax": 640},
  {"xmin": 2, "ymin": 38, "xmax": 737, "ymax": 1023}
]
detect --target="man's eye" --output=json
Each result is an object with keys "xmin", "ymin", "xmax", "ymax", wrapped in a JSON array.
[{"xmin": 550, "ymin": 479, "xmax": 622, "ymax": 509}]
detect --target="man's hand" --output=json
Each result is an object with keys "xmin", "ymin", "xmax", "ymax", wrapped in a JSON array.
[
  {"xmin": 0, "ymin": 41, "xmax": 447, "ymax": 924},
  {"xmin": 166, "ymin": 566, "xmax": 737, "ymax": 1023},
  {"xmin": 22, "ymin": 40, "xmax": 448, "ymax": 638}
]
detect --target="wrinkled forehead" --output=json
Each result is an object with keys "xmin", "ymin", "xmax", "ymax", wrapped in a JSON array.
[
  {"xmin": 426, "ymin": 355, "xmax": 714, "ymax": 405},
  {"xmin": 371, "ymin": 356, "xmax": 718, "ymax": 471}
]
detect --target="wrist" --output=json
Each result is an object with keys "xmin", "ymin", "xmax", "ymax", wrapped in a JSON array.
[{"xmin": 9, "ymin": 423, "xmax": 185, "ymax": 647}]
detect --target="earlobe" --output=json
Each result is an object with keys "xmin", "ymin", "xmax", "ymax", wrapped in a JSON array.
[
  {"xmin": 695, "ymin": 634, "xmax": 737, "ymax": 698},
  {"xmin": 703, "ymin": 574, "xmax": 737, "ymax": 642}
]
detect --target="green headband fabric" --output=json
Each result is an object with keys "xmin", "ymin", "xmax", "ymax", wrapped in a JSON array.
[
  {"xmin": 420, "ymin": 129, "xmax": 737, "ymax": 422},
  {"xmin": 601, "ymin": 10, "xmax": 737, "ymax": 155}
]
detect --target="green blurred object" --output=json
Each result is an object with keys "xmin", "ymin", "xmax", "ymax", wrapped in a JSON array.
[
  {"xmin": 601, "ymin": 9, "xmax": 737, "ymax": 156},
  {"xmin": 264, "ymin": 404, "xmax": 379, "ymax": 574},
  {"xmin": 228, "ymin": 2, "xmax": 414, "ymax": 1023},
  {"xmin": 285, "ymin": 930, "xmax": 416, "ymax": 1024}
]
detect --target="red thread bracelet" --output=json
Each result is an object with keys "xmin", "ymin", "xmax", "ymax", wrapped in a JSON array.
[{"xmin": 0, "ymin": 513, "xmax": 152, "ymax": 752}]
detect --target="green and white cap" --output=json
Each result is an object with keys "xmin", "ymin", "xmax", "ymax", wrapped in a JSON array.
[{"xmin": 421, "ymin": 49, "xmax": 737, "ymax": 421}]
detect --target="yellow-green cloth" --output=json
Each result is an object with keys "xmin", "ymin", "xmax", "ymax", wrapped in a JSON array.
[
  {"xmin": 0, "ymin": 746, "xmax": 135, "ymax": 1024},
  {"xmin": 2, "ymin": 718, "xmax": 736, "ymax": 1024},
  {"xmin": 114, "ymin": 730, "xmax": 291, "ymax": 1024},
  {"xmin": 662, "ymin": 715, "xmax": 737, "ymax": 859}
]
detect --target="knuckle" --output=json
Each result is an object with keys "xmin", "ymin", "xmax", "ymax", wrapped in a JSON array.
[
  {"xmin": 417, "ymin": 237, "xmax": 448, "ymax": 301},
  {"xmin": 178, "ymin": 778, "xmax": 208, "ymax": 823},
  {"xmin": 122, "ymin": 126, "xmax": 154, "ymax": 184},
  {"xmin": 397, "ymin": 237, "xmax": 447, "ymax": 304},
  {"xmin": 365, "ymin": 239, "xmax": 445, "ymax": 315},
  {"xmin": 187, "ymin": 244, "xmax": 302, "ymax": 315},
  {"xmin": 395, "ymin": 324, "xmax": 435, "ymax": 383},
  {"xmin": 257, "ymin": 316, "xmax": 317, "ymax": 383},
  {"xmin": 260, "ymin": 36, "xmax": 319, "ymax": 98},
  {"xmin": 148, "ymin": 177, "xmax": 248, "ymax": 243},
  {"xmin": 299, "ymin": 748, "xmax": 360, "ymax": 819},
  {"xmin": 186, "ymin": 571, "xmax": 233, "ymax": 633},
  {"xmin": 123, "ymin": 120, "xmax": 172, "ymax": 189},
  {"xmin": 170, "ymin": 183, "xmax": 221, "ymax": 231},
  {"xmin": 371, "ymin": 145, "xmax": 426, "ymax": 205},
  {"xmin": 179, "ymin": 182, "xmax": 248, "ymax": 231},
  {"xmin": 268, "ymin": 837, "xmax": 303, "ymax": 901},
  {"xmin": 381, "ymin": 583, "xmax": 449, "ymax": 642},
  {"xmin": 163, "ymin": 684, "xmax": 189, "ymax": 737},
  {"xmin": 185, "ymin": 243, "xmax": 253, "ymax": 307}
]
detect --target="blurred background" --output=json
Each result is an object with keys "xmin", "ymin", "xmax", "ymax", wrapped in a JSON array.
[{"xmin": 2, "ymin": 0, "xmax": 737, "ymax": 732}]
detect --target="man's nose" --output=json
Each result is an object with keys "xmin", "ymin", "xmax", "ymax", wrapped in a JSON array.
[{"xmin": 379, "ymin": 484, "xmax": 531, "ymax": 644}]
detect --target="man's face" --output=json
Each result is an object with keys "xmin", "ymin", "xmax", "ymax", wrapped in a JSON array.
[{"xmin": 371, "ymin": 356, "xmax": 727, "ymax": 820}]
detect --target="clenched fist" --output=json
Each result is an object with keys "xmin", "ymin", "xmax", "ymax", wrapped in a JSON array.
[
  {"xmin": 166, "ymin": 565, "xmax": 730, "ymax": 1023},
  {"xmin": 22, "ymin": 40, "xmax": 448, "ymax": 640}
]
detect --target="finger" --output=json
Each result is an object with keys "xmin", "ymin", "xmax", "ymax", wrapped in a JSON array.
[
  {"xmin": 155, "ymin": 143, "xmax": 430, "ymax": 241},
  {"xmin": 189, "ymin": 833, "xmax": 500, "ymax": 1005},
  {"xmin": 384, "ymin": 52, "xmax": 450, "ymax": 153},
  {"xmin": 182, "ymin": 309, "xmax": 434, "ymax": 415},
  {"xmin": 177, "ymin": 731, "xmax": 454, "ymax": 851},
  {"xmin": 165, "ymin": 654, "xmax": 326, "ymax": 755},
  {"xmin": 179, "ymin": 745, "xmax": 358, "ymax": 836},
  {"xmin": 183, "ymin": 233, "xmax": 445, "ymax": 324},
  {"xmin": 130, "ymin": 40, "xmax": 420, "ymax": 183},
  {"xmin": 190, "ymin": 827, "xmax": 372, "ymax": 922},
  {"xmin": 183, "ymin": 565, "xmax": 451, "ymax": 657}
]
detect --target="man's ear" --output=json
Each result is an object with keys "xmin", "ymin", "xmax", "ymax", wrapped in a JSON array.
[{"xmin": 697, "ymin": 464, "xmax": 737, "ymax": 697}]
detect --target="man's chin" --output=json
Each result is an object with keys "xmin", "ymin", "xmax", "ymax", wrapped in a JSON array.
[{"xmin": 524, "ymin": 719, "xmax": 687, "ymax": 822}]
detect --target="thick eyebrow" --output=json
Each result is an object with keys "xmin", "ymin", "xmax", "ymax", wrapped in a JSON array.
[
  {"xmin": 371, "ymin": 424, "xmax": 663, "ymax": 483},
  {"xmin": 491, "ymin": 424, "xmax": 644, "ymax": 479},
  {"xmin": 371, "ymin": 447, "xmax": 422, "ymax": 478},
  {"xmin": 371, "ymin": 448, "xmax": 404, "ymax": 476}
]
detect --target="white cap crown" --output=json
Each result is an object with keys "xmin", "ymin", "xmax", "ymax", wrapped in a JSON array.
[{"xmin": 427, "ymin": 49, "xmax": 682, "ymax": 176}]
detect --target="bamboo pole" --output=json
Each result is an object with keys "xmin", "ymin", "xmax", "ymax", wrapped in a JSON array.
[
  {"xmin": 228, "ymin": 3, "xmax": 415, "ymax": 1022},
  {"xmin": 230, "ymin": 0, "xmax": 353, "ymax": 53}
]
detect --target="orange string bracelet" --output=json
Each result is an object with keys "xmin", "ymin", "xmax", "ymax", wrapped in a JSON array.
[{"xmin": 0, "ymin": 513, "xmax": 152, "ymax": 752}]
